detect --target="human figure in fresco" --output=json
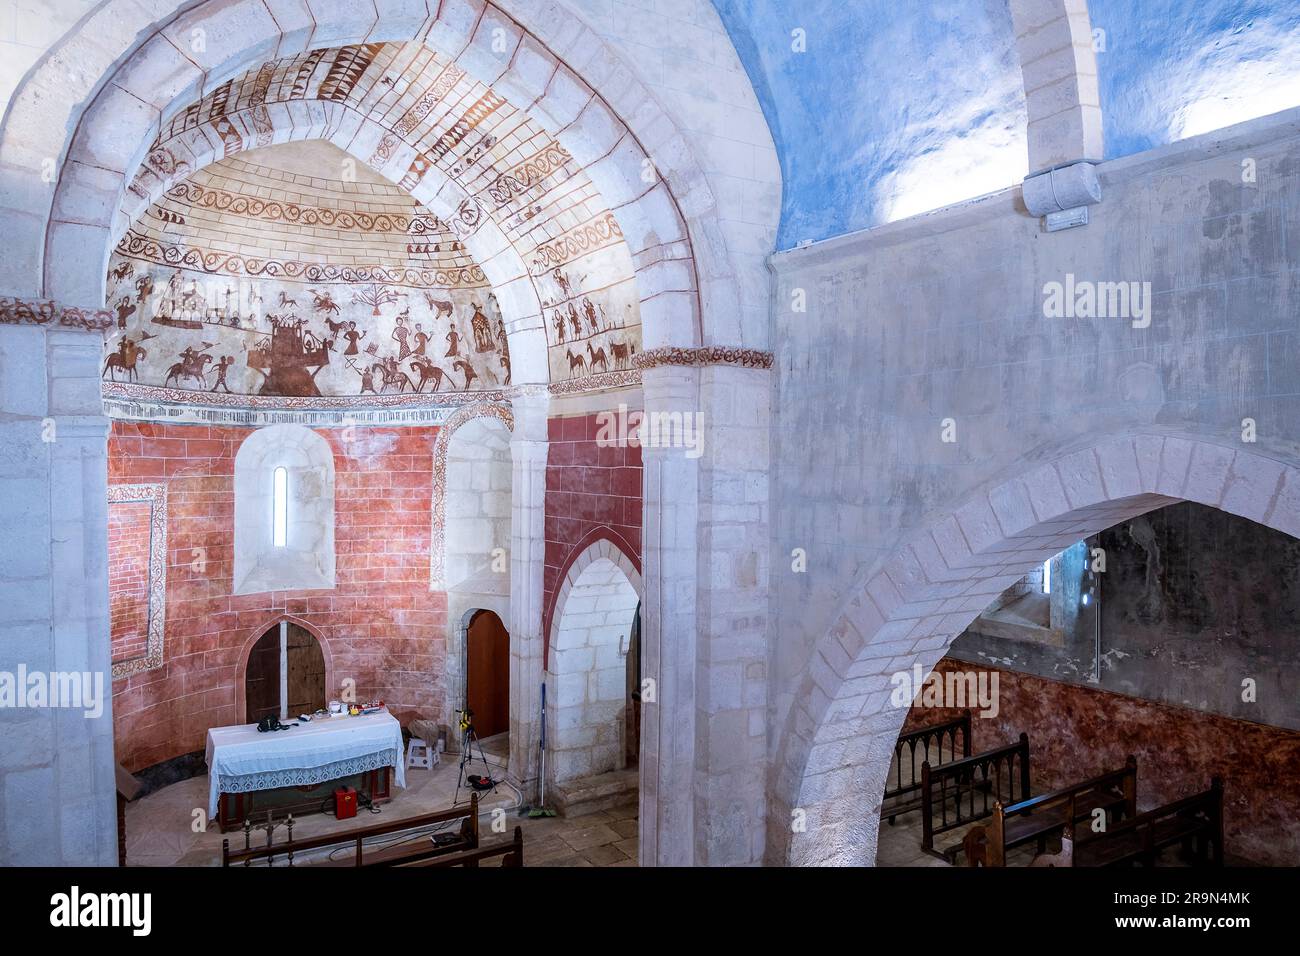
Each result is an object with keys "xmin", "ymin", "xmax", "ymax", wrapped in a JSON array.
[
  {"xmin": 554, "ymin": 309, "xmax": 566, "ymax": 343},
  {"xmin": 583, "ymin": 297, "xmax": 599, "ymax": 334},
  {"xmin": 568, "ymin": 302, "xmax": 582, "ymax": 339},
  {"xmin": 412, "ymin": 322, "xmax": 429, "ymax": 356},
  {"xmin": 445, "ymin": 322, "xmax": 461, "ymax": 358},
  {"xmin": 343, "ymin": 321, "xmax": 366, "ymax": 356},
  {"xmin": 115, "ymin": 297, "xmax": 136, "ymax": 329},
  {"xmin": 392, "ymin": 310, "xmax": 411, "ymax": 361},
  {"xmin": 453, "ymin": 357, "xmax": 477, "ymax": 390},
  {"xmin": 470, "ymin": 301, "xmax": 494, "ymax": 352},
  {"xmin": 210, "ymin": 355, "xmax": 234, "ymax": 393}
]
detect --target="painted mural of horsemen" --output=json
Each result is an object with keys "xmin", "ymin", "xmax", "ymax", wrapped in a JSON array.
[
  {"xmin": 164, "ymin": 347, "xmax": 213, "ymax": 387},
  {"xmin": 103, "ymin": 338, "xmax": 148, "ymax": 383}
]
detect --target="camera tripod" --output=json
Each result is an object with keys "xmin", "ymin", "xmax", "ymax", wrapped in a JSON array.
[{"xmin": 452, "ymin": 708, "xmax": 499, "ymax": 807}]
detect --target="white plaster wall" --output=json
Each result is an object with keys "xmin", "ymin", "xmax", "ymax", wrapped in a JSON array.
[
  {"xmin": 444, "ymin": 417, "xmax": 512, "ymax": 590},
  {"xmin": 548, "ymin": 556, "xmax": 640, "ymax": 783},
  {"xmin": 766, "ymin": 109, "xmax": 1300, "ymax": 860},
  {"xmin": 233, "ymin": 424, "xmax": 336, "ymax": 595}
]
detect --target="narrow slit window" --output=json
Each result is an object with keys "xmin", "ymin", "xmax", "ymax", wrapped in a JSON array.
[
  {"xmin": 273, "ymin": 466, "xmax": 288, "ymax": 547},
  {"xmin": 1042, "ymin": 557, "xmax": 1051, "ymax": 594}
]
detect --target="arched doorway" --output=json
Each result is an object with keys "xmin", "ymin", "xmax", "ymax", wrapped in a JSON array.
[
  {"xmin": 466, "ymin": 609, "xmax": 510, "ymax": 741},
  {"xmin": 244, "ymin": 619, "xmax": 327, "ymax": 724},
  {"xmin": 548, "ymin": 542, "xmax": 643, "ymax": 787}
]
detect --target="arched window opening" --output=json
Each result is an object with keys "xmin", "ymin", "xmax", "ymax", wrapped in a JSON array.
[{"xmin": 273, "ymin": 466, "xmax": 288, "ymax": 548}]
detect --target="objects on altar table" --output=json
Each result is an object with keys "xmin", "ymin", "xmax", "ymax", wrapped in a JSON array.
[{"xmin": 328, "ymin": 700, "xmax": 343, "ymax": 716}]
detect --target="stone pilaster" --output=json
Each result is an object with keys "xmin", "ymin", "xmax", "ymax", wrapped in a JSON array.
[
  {"xmin": 0, "ymin": 316, "xmax": 115, "ymax": 865},
  {"xmin": 507, "ymin": 386, "xmax": 549, "ymax": 800},
  {"xmin": 639, "ymin": 354, "xmax": 773, "ymax": 866}
]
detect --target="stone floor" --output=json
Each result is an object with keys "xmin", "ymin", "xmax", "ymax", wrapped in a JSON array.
[{"xmin": 124, "ymin": 748, "xmax": 638, "ymax": 867}]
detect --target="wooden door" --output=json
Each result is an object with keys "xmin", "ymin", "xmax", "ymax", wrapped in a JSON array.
[
  {"xmin": 245, "ymin": 625, "xmax": 281, "ymax": 724},
  {"xmin": 466, "ymin": 610, "xmax": 509, "ymax": 739},
  {"xmin": 285, "ymin": 622, "xmax": 326, "ymax": 718}
]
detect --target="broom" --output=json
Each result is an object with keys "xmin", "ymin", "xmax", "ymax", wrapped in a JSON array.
[{"xmin": 525, "ymin": 682, "xmax": 556, "ymax": 818}]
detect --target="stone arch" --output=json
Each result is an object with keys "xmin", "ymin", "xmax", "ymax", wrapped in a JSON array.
[
  {"xmin": 233, "ymin": 423, "xmax": 336, "ymax": 595},
  {"xmin": 543, "ymin": 526, "xmax": 641, "ymax": 668},
  {"xmin": 0, "ymin": 0, "xmax": 747, "ymax": 357},
  {"xmin": 233, "ymin": 613, "xmax": 334, "ymax": 724},
  {"xmin": 1008, "ymin": 0, "xmax": 1104, "ymax": 171},
  {"xmin": 775, "ymin": 431, "xmax": 1300, "ymax": 865},
  {"xmin": 431, "ymin": 402, "xmax": 515, "ymax": 590},
  {"xmin": 546, "ymin": 535, "xmax": 643, "ymax": 785}
]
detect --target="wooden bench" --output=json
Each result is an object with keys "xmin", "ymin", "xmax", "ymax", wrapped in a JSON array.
[
  {"xmin": 962, "ymin": 757, "xmax": 1137, "ymax": 866},
  {"xmin": 1043, "ymin": 778, "xmax": 1225, "ymax": 868},
  {"xmin": 221, "ymin": 793, "xmax": 480, "ymax": 867},
  {"xmin": 397, "ymin": 826, "xmax": 524, "ymax": 868},
  {"xmin": 882, "ymin": 710, "xmax": 972, "ymax": 824},
  {"xmin": 922, "ymin": 733, "xmax": 1031, "ymax": 861}
]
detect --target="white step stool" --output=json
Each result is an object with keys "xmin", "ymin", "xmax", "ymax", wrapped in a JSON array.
[{"xmin": 406, "ymin": 736, "xmax": 439, "ymax": 770}]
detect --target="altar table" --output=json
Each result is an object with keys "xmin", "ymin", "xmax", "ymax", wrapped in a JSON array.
[{"xmin": 205, "ymin": 712, "xmax": 406, "ymax": 825}]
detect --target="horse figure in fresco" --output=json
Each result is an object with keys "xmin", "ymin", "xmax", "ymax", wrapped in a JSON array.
[
  {"xmin": 164, "ymin": 349, "xmax": 212, "ymax": 388},
  {"xmin": 310, "ymin": 288, "xmax": 342, "ymax": 316},
  {"xmin": 373, "ymin": 358, "xmax": 415, "ymax": 394},
  {"xmin": 586, "ymin": 342, "xmax": 609, "ymax": 374},
  {"xmin": 409, "ymin": 357, "xmax": 450, "ymax": 393},
  {"xmin": 103, "ymin": 339, "xmax": 147, "ymax": 383},
  {"xmin": 565, "ymin": 349, "xmax": 586, "ymax": 377}
]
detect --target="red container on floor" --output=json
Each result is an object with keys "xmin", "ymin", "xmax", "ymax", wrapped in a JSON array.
[{"xmin": 334, "ymin": 786, "xmax": 357, "ymax": 820}]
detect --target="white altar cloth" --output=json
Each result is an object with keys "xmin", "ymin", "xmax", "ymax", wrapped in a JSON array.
[{"xmin": 205, "ymin": 712, "xmax": 406, "ymax": 818}]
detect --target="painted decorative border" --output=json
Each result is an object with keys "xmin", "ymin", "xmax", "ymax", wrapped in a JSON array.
[
  {"xmin": 0, "ymin": 296, "xmax": 114, "ymax": 333},
  {"xmin": 633, "ymin": 346, "xmax": 775, "ymax": 370},
  {"xmin": 116, "ymin": 231, "xmax": 489, "ymax": 289},
  {"xmin": 108, "ymin": 482, "xmax": 168, "ymax": 679},
  {"xmin": 430, "ymin": 402, "xmax": 514, "ymax": 590},
  {"xmin": 103, "ymin": 380, "xmax": 506, "ymax": 418},
  {"xmin": 547, "ymin": 368, "xmax": 640, "ymax": 394}
]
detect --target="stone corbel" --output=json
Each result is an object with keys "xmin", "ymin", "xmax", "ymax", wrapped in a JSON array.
[{"xmin": 1022, "ymin": 162, "xmax": 1102, "ymax": 232}]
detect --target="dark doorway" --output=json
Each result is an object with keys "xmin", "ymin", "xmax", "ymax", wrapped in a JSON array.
[
  {"xmin": 466, "ymin": 609, "xmax": 509, "ymax": 739},
  {"xmin": 626, "ymin": 602, "xmax": 642, "ymax": 767},
  {"xmin": 245, "ymin": 620, "xmax": 327, "ymax": 724}
]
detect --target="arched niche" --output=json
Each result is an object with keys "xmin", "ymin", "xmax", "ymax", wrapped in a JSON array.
[{"xmin": 233, "ymin": 423, "xmax": 336, "ymax": 595}]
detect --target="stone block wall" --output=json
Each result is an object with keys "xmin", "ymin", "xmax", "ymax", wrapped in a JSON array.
[{"xmin": 549, "ymin": 557, "xmax": 640, "ymax": 783}]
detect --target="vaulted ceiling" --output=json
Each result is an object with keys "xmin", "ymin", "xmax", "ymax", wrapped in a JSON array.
[{"xmin": 712, "ymin": 0, "xmax": 1300, "ymax": 249}]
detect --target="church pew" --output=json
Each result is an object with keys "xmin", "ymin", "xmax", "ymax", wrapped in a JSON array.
[
  {"xmin": 1062, "ymin": 778, "xmax": 1225, "ymax": 867},
  {"xmin": 882, "ymin": 710, "xmax": 972, "ymax": 824},
  {"xmin": 221, "ymin": 792, "xmax": 480, "ymax": 867},
  {"xmin": 961, "ymin": 757, "xmax": 1137, "ymax": 866},
  {"xmin": 397, "ymin": 826, "xmax": 525, "ymax": 868},
  {"xmin": 921, "ymin": 733, "xmax": 1031, "ymax": 860}
]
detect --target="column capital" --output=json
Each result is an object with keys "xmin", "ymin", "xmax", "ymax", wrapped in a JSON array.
[{"xmin": 507, "ymin": 384, "xmax": 550, "ymax": 443}]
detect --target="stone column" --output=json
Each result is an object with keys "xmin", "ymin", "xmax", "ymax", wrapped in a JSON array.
[
  {"xmin": 696, "ymin": 363, "xmax": 771, "ymax": 865},
  {"xmin": 507, "ymin": 385, "xmax": 549, "ymax": 800},
  {"xmin": 0, "ymin": 315, "xmax": 115, "ymax": 865},
  {"xmin": 639, "ymin": 363, "xmax": 701, "ymax": 866},
  {"xmin": 639, "ymin": 357, "xmax": 772, "ymax": 867}
]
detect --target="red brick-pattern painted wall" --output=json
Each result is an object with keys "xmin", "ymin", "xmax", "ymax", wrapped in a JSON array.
[
  {"xmin": 542, "ymin": 413, "xmax": 643, "ymax": 660},
  {"xmin": 108, "ymin": 421, "xmax": 447, "ymax": 772},
  {"xmin": 108, "ymin": 499, "xmax": 152, "ymax": 664},
  {"xmin": 904, "ymin": 658, "xmax": 1300, "ymax": 866}
]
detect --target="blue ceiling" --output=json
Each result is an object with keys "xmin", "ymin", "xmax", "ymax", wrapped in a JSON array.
[{"xmin": 712, "ymin": 0, "xmax": 1300, "ymax": 250}]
